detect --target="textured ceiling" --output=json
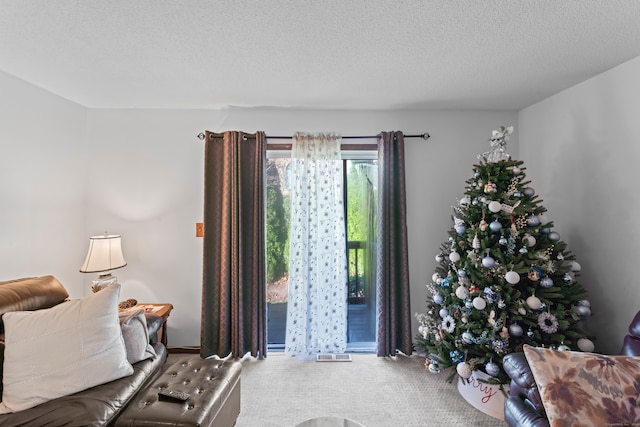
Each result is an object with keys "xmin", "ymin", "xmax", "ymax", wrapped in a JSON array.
[{"xmin": 1, "ymin": 0, "xmax": 640, "ymax": 110}]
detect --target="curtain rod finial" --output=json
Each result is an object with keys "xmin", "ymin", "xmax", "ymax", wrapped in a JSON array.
[
  {"xmin": 197, "ymin": 132, "xmax": 205, "ymax": 140},
  {"xmin": 421, "ymin": 133, "xmax": 430, "ymax": 140}
]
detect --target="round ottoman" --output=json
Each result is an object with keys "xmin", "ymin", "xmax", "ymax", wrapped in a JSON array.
[{"xmin": 295, "ymin": 416, "xmax": 366, "ymax": 427}]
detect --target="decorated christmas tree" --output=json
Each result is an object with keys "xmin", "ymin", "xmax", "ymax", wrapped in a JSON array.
[{"xmin": 415, "ymin": 126, "xmax": 593, "ymax": 385}]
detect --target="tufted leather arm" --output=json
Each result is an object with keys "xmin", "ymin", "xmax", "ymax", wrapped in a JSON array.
[{"xmin": 621, "ymin": 310, "xmax": 640, "ymax": 356}]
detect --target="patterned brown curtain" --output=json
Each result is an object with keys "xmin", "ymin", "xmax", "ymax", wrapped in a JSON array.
[
  {"xmin": 376, "ymin": 131, "xmax": 413, "ymax": 357},
  {"xmin": 201, "ymin": 130, "xmax": 267, "ymax": 359}
]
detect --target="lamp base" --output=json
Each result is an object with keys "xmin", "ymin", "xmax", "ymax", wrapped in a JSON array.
[{"xmin": 91, "ymin": 273, "xmax": 119, "ymax": 293}]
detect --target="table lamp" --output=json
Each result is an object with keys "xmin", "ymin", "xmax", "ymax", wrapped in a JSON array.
[{"xmin": 80, "ymin": 233, "xmax": 127, "ymax": 293}]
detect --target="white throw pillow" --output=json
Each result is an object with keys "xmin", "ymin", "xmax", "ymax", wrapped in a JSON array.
[{"xmin": 0, "ymin": 284, "xmax": 133, "ymax": 413}]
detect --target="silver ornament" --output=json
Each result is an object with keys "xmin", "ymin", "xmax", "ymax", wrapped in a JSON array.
[
  {"xmin": 462, "ymin": 331, "xmax": 474, "ymax": 343},
  {"xmin": 509, "ymin": 324, "xmax": 523, "ymax": 337},
  {"xmin": 540, "ymin": 277, "xmax": 554, "ymax": 288},
  {"xmin": 485, "ymin": 361, "xmax": 500, "ymax": 377},
  {"xmin": 428, "ymin": 361, "xmax": 442, "ymax": 374},
  {"xmin": 576, "ymin": 305, "xmax": 591, "ymax": 317}
]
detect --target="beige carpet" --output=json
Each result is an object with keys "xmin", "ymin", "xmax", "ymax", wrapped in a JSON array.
[{"xmin": 234, "ymin": 352, "xmax": 506, "ymax": 427}]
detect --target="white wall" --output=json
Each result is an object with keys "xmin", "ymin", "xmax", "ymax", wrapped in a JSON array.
[
  {"xmin": 0, "ymin": 68, "xmax": 518, "ymax": 348},
  {"xmin": 85, "ymin": 107, "xmax": 517, "ymax": 347},
  {"xmin": 519, "ymin": 56, "xmax": 640, "ymax": 354},
  {"xmin": 0, "ymin": 71, "xmax": 87, "ymax": 296}
]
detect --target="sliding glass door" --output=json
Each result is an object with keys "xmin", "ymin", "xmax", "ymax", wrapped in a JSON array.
[{"xmin": 266, "ymin": 155, "xmax": 377, "ymax": 351}]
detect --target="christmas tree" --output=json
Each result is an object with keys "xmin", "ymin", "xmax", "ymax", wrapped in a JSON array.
[{"xmin": 415, "ymin": 126, "xmax": 593, "ymax": 385}]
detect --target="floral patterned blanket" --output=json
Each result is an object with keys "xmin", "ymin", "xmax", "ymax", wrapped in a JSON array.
[{"xmin": 524, "ymin": 344, "xmax": 640, "ymax": 426}]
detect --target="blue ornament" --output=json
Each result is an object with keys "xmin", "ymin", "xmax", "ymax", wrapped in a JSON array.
[
  {"xmin": 576, "ymin": 305, "xmax": 591, "ymax": 317},
  {"xmin": 450, "ymin": 350, "xmax": 464, "ymax": 364},
  {"xmin": 513, "ymin": 191, "xmax": 521, "ymax": 197},
  {"xmin": 455, "ymin": 224, "xmax": 466, "ymax": 235},
  {"xmin": 439, "ymin": 308, "xmax": 450, "ymax": 318},
  {"xmin": 458, "ymin": 269, "xmax": 467, "ymax": 278},
  {"xmin": 519, "ymin": 247, "xmax": 528, "ymax": 254},
  {"xmin": 485, "ymin": 361, "xmax": 500, "ymax": 377},
  {"xmin": 548, "ymin": 231, "xmax": 561, "ymax": 242},
  {"xmin": 523, "ymin": 187, "xmax": 535, "ymax": 197},
  {"xmin": 440, "ymin": 277, "xmax": 451, "ymax": 287},
  {"xmin": 489, "ymin": 220, "xmax": 502, "ymax": 233},
  {"xmin": 465, "ymin": 299, "xmax": 474, "ymax": 309},
  {"xmin": 499, "ymin": 236, "xmax": 508, "ymax": 245},
  {"xmin": 540, "ymin": 227, "xmax": 551, "ymax": 234},
  {"xmin": 526, "ymin": 215, "xmax": 540, "ymax": 226},
  {"xmin": 433, "ymin": 294, "xmax": 444, "ymax": 305},
  {"xmin": 462, "ymin": 331, "xmax": 474, "ymax": 344}
]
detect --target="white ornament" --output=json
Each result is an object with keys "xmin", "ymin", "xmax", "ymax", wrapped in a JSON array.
[
  {"xmin": 537, "ymin": 214, "xmax": 549, "ymax": 225},
  {"xmin": 472, "ymin": 297, "xmax": 487, "ymax": 310},
  {"xmin": 505, "ymin": 270, "xmax": 520, "ymax": 284},
  {"xmin": 435, "ymin": 254, "xmax": 444, "ymax": 262},
  {"xmin": 432, "ymin": 273, "xmax": 440, "ymax": 282},
  {"xmin": 577, "ymin": 338, "xmax": 595, "ymax": 352},
  {"xmin": 518, "ymin": 307, "xmax": 526, "ymax": 315},
  {"xmin": 459, "ymin": 196, "xmax": 471, "ymax": 206},
  {"xmin": 456, "ymin": 362, "xmax": 472, "ymax": 379},
  {"xmin": 439, "ymin": 308, "xmax": 450, "ymax": 319},
  {"xmin": 472, "ymin": 234, "xmax": 481, "ymax": 250},
  {"xmin": 488, "ymin": 201, "xmax": 502, "ymax": 213},
  {"xmin": 455, "ymin": 285, "xmax": 469, "ymax": 299},
  {"xmin": 570, "ymin": 261, "xmax": 582, "ymax": 272},
  {"xmin": 523, "ymin": 233, "xmax": 536, "ymax": 247},
  {"xmin": 526, "ymin": 295, "xmax": 542, "ymax": 310},
  {"xmin": 577, "ymin": 300, "xmax": 591, "ymax": 307},
  {"xmin": 449, "ymin": 251, "xmax": 461, "ymax": 263}
]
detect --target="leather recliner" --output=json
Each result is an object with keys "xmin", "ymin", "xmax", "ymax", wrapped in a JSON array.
[{"xmin": 502, "ymin": 309, "xmax": 640, "ymax": 427}]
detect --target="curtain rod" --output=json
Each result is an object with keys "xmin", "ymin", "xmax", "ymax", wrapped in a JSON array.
[{"xmin": 196, "ymin": 132, "xmax": 430, "ymax": 141}]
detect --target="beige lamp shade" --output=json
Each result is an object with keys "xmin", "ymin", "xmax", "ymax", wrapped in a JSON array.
[{"xmin": 80, "ymin": 234, "xmax": 127, "ymax": 273}]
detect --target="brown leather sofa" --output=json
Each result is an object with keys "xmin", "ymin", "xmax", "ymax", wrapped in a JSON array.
[{"xmin": 0, "ymin": 276, "xmax": 167, "ymax": 427}]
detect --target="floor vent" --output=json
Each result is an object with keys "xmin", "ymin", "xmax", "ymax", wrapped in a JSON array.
[{"xmin": 316, "ymin": 353, "xmax": 352, "ymax": 362}]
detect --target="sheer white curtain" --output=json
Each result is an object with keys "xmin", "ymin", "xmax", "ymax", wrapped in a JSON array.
[{"xmin": 285, "ymin": 132, "xmax": 348, "ymax": 358}]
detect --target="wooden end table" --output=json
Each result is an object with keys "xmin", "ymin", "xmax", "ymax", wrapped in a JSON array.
[{"xmin": 137, "ymin": 303, "xmax": 173, "ymax": 346}]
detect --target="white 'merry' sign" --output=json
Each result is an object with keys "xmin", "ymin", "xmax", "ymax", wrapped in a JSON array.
[{"xmin": 457, "ymin": 370, "xmax": 509, "ymax": 420}]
